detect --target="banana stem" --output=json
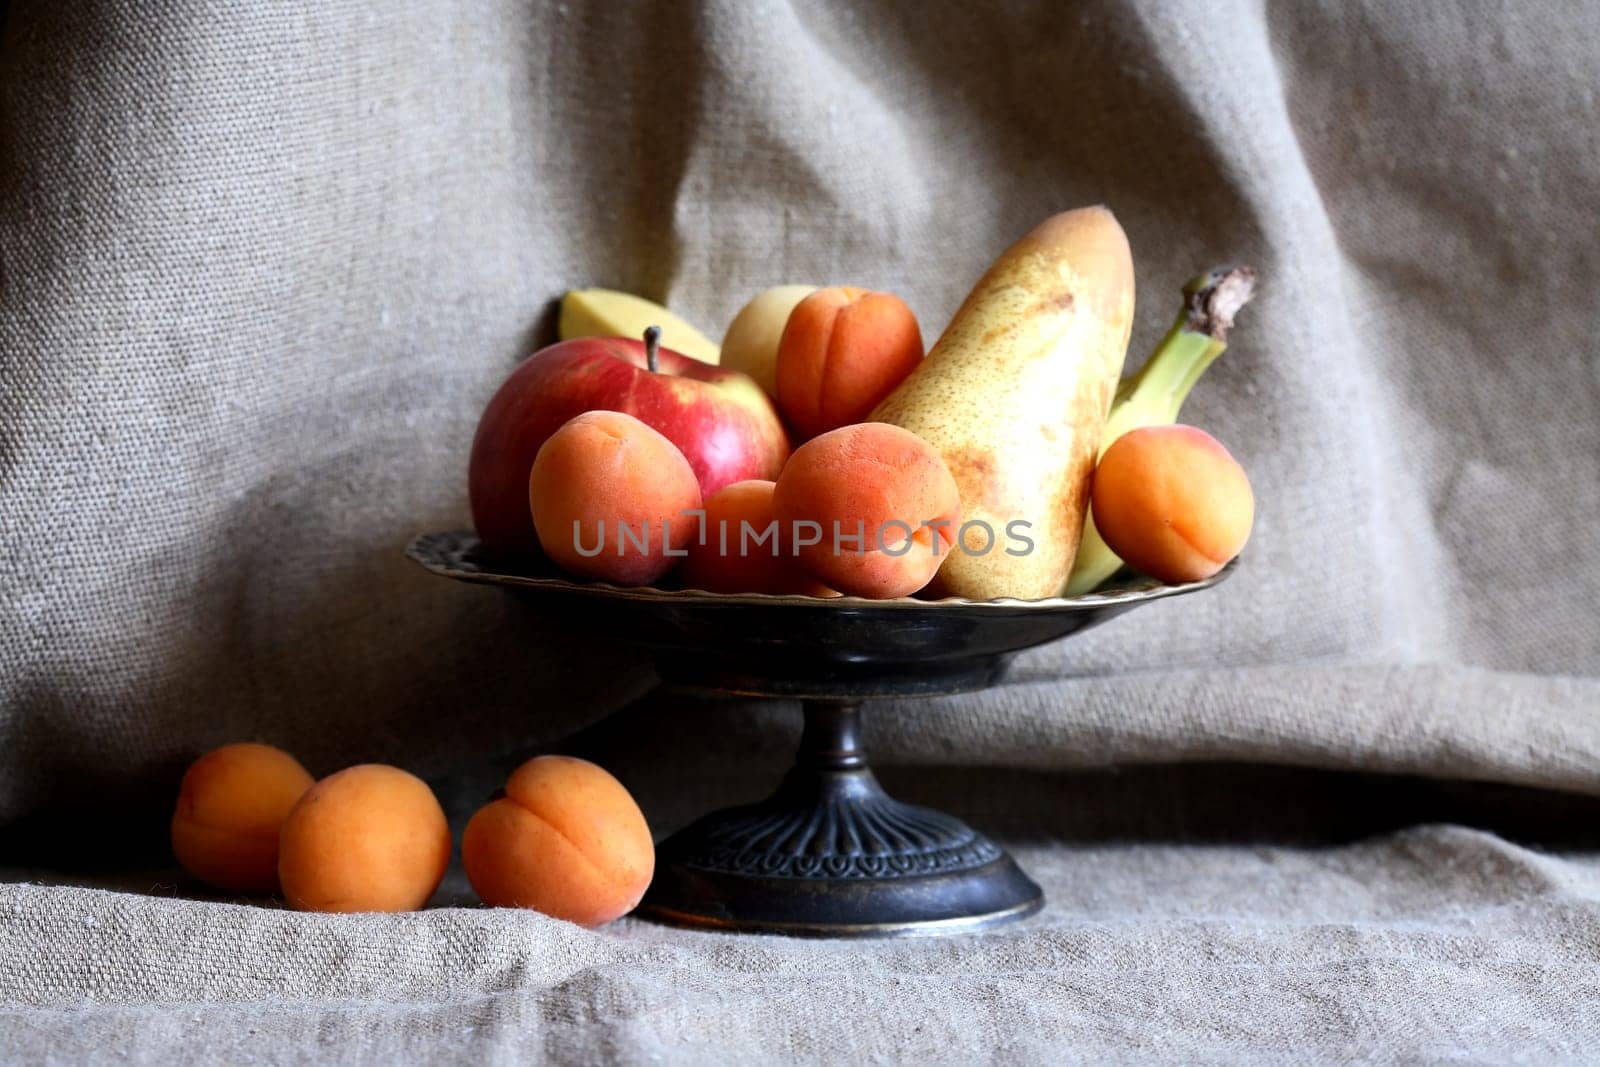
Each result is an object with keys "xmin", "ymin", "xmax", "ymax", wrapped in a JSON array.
[
  {"xmin": 1106, "ymin": 266, "xmax": 1257, "ymax": 448},
  {"xmin": 1182, "ymin": 265, "xmax": 1257, "ymax": 342}
]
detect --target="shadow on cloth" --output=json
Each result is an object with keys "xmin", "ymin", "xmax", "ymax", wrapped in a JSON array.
[{"xmin": 6, "ymin": 686, "xmax": 1599, "ymax": 899}]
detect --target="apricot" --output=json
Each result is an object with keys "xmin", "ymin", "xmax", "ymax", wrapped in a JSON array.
[
  {"xmin": 170, "ymin": 742, "xmax": 314, "ymax": 894},
  {"xmin": 277, "ymin": 764, "xmax": 451, "ymax": 913},
  {"xmin": 1090, "ymin": 424, "xmax": 1254, "ymax": 583},
  {"xmin": 678, "ymin": 479, "xmax": 837, "ymax": 596},
  {"xmin": 528, "ymin": 410, "xmax": 702, "ymax": 586},
  {"xmin": 772, "ymin": 422, "xmax": 962, "ymax": 598},
  {"xmin": 462, "ymin": 755, "xmax": 654, "ymax": 926},
  {"xmin": 776, "ymin": 287, "xmax": 923, "ymax": 440}
]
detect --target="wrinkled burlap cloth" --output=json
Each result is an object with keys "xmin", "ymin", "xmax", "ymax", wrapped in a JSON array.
[{"xmin": 2, "ymin": 1, "xmax": 1598, "ymax": 1061}]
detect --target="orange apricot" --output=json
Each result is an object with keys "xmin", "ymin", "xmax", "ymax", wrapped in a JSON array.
[
  {"xmin": 776, "ymin": 287, "xmax": 923, "ymax": 440},
  {"xmin": 678, "ymin": 479, "xmax": 837, "ymax": 596},
  {"xmin": 1090, "ymin": 424, "xmax": 1254, "ymax": 583},
  {"xmin": 462, "ymin": 755, "xmax": 654, "ymax": 927},
  {"xmin": 528, "ymin": 410, "xmax": 703, "ymax": 586},
  {"xmin": 170, "ymin": 742, "xmax": 313, "ymax": 894},
  {"xmin": 277, "ymin": 764, "xmax": 451, "ymax": 913},
  {"xmin": 772, "ymin": 422, "xmax": 962, "ymax": 598}
]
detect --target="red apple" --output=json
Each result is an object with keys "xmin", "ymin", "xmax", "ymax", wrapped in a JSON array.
[{"xmin": 469, "ymin": 334, "xmax": 790, "ymax": 555}]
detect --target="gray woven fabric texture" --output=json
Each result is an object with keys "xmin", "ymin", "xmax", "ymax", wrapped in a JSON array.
[
  {"xmin": 6, "ymin": 826, "xmax": 1600, "ymax": 1063},
  {"xmin": 2, "ymin": 0, "xmax": 1598, "ymax": 1061}
]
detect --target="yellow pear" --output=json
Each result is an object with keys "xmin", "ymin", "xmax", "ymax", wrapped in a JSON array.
[
  {"xmin": 869, "ymin": 208, "xmax": 1135, "ymax": 599},
  {"xmin": 720, "ymin": 284, "xmax": 818, "ymax": 398},
  {"xmin": 558, "ymin": 288, "xmax": 721, "ymax": 364}
]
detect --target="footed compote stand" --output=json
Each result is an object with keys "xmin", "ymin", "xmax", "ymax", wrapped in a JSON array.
[{"xmin": 408, "ymin": 531, "xmax": 1234, "ymax": 937}]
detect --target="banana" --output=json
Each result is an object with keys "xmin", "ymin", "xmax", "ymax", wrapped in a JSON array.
[
  {"xmin": 1063, "ymin": 265, "xmax": 1257, "ymax": 595},
  {"xmin": 558, "ymin": 288, "xmax": 722, "ymax": 364}
]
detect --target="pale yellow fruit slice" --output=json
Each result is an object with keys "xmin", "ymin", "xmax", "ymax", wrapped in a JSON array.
[
  {"xmin": 558, "ymin": 288, "xmax": 721, "ymax": 364},
  {"xmin": 721, "ymin": 285, "xmax": 818, "ymax": 398}
]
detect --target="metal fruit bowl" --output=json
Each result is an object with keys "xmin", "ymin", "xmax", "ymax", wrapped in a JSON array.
[{"xmin": 408, "ymin": 529, "xmax": 1235, "ymax": 937}]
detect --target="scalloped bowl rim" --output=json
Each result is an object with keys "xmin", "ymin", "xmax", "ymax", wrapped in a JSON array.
[{"xmin": 407, "ymin": 531, "xmax": 1237, "ymax": 613}]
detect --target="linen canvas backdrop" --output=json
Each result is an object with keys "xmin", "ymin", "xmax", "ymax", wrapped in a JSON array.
[
  {"xmin": 4, "ymin": 0, "xmax": 1597, "ymax": 824},
  {"xmin": 3, "ymin": 0, "xmax": 1600, "ymax": 1059}
]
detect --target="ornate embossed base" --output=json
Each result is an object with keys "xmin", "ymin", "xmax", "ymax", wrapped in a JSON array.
[{"xmin": 637, "ymin": 701, "xmax": 1043, "ymax": 937}]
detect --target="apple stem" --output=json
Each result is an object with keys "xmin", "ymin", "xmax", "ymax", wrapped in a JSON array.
[{"xmin": 644, "ymin": 325, "xmax": 662, "ymax": 373}]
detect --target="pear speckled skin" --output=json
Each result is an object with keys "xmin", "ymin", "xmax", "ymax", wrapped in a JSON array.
[{"xmin": 869, "ymin": 208, "xmax": 1135, "ymax": 600}]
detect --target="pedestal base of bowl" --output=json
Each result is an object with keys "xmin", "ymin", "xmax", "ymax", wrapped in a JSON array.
[
  {"xmin": 406, "ymin": 531, "xmax": 1234, "ymax": 938},
  {"xmin": 637, "ymin": 700, "xmax": 1042, "ymax": 937}
]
